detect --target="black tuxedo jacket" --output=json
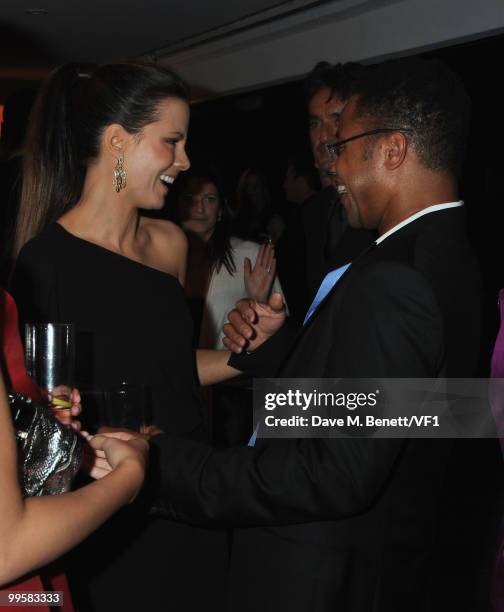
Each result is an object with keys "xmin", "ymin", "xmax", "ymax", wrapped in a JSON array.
[
  {"xmin": 303, "ymin": 186, "xmax": 375, "ymax": 301},
  {"xmin": 151, "ymin": 207, "xmax": 483, "ymax": 611}
]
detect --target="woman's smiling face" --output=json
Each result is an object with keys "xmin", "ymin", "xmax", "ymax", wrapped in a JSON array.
[{"xmin": 124, "ymin": 97, "xmax": 190, "ymax": 209}]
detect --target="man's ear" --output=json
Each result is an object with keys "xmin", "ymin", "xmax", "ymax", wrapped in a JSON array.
[
  {"xmin": 102, "ymin": 123, "xmax": 130, "ymax": 159},
  {"xmin": 382, "ymin": 132, "xmax": 408, "ymax": 171}
]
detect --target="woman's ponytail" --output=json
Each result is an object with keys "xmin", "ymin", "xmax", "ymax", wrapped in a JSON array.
[{"xmin": 14, "ymin": 64, "xmax": 93, "ymax": 256}]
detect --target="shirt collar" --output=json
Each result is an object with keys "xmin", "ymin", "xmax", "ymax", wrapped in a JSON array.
[{"xmin": 375, "ymin": 201, "xmax": 463, "ymax": 245}]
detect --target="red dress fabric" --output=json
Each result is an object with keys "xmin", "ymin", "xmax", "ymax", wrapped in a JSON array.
[{"xmin": 0, "ymin": 289, "xmax": 74, "ymax": 611}]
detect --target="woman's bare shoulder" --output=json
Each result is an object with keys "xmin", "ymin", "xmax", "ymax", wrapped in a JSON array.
[
  {"xmin": 140, "ymin": 218, "xmax": 187, "ymax": 277},
  {"xmin": 142, "ymin": 218, "xmax": 187, "ymax": 250}
]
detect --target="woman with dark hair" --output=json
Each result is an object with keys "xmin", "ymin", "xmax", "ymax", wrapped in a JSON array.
[
  {"xmin": 175, "ymin": 166, "xmax": 283, "ymax": 350},
  {"xmin": 11, "ymin": 62, "xmax": 234, "ymax": 611}
]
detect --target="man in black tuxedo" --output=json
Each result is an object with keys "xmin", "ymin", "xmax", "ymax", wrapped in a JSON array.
[{"xmin": 120, "ymin": 58, "xmax": 483, "ymax": 610}]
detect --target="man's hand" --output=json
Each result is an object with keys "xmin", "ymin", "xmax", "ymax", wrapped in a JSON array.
[
  {"xmin": 244, "ymin": 243, "xmax": 276, "ymax": 303},
  {"xmin": 223, "ymin": 292, "xmax": 286, "ymax": 353}
]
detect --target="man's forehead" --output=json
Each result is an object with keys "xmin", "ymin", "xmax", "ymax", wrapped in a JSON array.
[{"xmin": 308, "ymin": 87, "xmax": 345, "ymax": 115}]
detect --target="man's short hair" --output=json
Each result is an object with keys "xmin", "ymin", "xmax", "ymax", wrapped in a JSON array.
[
  {"xmin": 353, "ymin": 57, "xmax": 471, "ymax": 177},
  {"xmin": 304, "ymin": 61, "xmax": 365, "ymax": 104}
]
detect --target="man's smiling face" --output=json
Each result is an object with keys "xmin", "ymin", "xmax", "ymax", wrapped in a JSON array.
[{"xmin": 330, "ymin": 97, "xmax": 383, "ymax": 230}]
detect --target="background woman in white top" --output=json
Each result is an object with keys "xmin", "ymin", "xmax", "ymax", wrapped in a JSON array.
[
  {"xmin": 174, "ymin": 166, "xmax": 284, "ymax": 350},
  {"xmin": 173, "ymin": 166, "xmax": 285, "ymax": 445}
]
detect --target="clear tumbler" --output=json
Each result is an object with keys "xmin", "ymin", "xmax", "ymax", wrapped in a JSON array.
[{"xmin": 25, "ymin": 322, "xmax": 76, "ymax": 410}]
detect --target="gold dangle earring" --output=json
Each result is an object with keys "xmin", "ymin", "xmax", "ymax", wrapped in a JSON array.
[{"xmin": 113, "ymin": 156, "xmax": 127, "ymax": 192}]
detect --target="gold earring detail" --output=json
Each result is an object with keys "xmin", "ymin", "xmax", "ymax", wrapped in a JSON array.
[{"xmin": 113, "ymin": 156, "xmax": 127, "ymax": 192}]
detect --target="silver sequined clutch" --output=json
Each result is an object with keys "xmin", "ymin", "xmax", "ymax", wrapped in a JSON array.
[{"xmin": 9, "ymin": 391, "xmax": 83, "ymax": 497}]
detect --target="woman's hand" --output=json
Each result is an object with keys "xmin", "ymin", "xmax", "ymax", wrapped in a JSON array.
[
  {"xmin": 50, "ymin": 386, "xmax": 82, "ymax": 431},
  {"xmin": 96, "ymin": 425, "xmax": 164, "ymax": 440},
  {"xmin": 84, "ymin": 433, "xmax": 149, "ymax": 503},
  {"xmin": 244, "ymin": 243, "xmax": 276, "ymax": 303}
]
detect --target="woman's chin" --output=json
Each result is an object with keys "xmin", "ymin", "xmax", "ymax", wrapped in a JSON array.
[
  {"xmin": 183, "ymin": 221, "xmax": 213, "ymax": 236},
  {"xmin": 138, "ymin": 198, "xmax": 166, "ymax": 211}
]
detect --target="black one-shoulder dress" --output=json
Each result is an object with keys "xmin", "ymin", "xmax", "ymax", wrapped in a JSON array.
[{"xmin": 11, "ymin": 223, "xmax": 228, "ymax": 611}]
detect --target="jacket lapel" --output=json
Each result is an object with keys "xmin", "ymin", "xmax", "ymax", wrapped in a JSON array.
[{"xmin": 302, "ymin": 241, "xmax": 377, "ymax": 329}]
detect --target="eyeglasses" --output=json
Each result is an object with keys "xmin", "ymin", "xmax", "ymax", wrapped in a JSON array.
[{"xmin": 326, "ymin": 127, "xmax": 413, "ymax": 159}]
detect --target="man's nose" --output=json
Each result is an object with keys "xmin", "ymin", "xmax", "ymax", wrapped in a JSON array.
[{"xmin": 320, "ymin": 121, "xmax": 334, "ymax": 144}]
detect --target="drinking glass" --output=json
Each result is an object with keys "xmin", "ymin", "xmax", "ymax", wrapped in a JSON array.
[
  {"xmin": 24, "ymin": 322, "xmax": 75, "ymax": 410},
  {"xmin": 102, "ymin": 381, "xmax": 151, "ymax": 432}
]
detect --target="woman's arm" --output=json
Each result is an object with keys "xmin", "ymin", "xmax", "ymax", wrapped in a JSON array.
[
  {"xmin": 196, "ymin": 292, "xmax": 289, "ymax": 385},
  {"xmin": 195, "ymin": 349, "xmax": 241, "ymax": 386},
  {"xmin": 0, "ymin": 372, "xmax": 148, "ymax": 587}
]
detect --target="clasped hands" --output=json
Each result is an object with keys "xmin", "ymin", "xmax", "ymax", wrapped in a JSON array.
[
  {"xmin": 81, "ymin": 426, "xmax": 161, "ymax": 494},
  {"xmin": 222, "ymin": 291, "xmax": 286, "ymax": 353}
]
